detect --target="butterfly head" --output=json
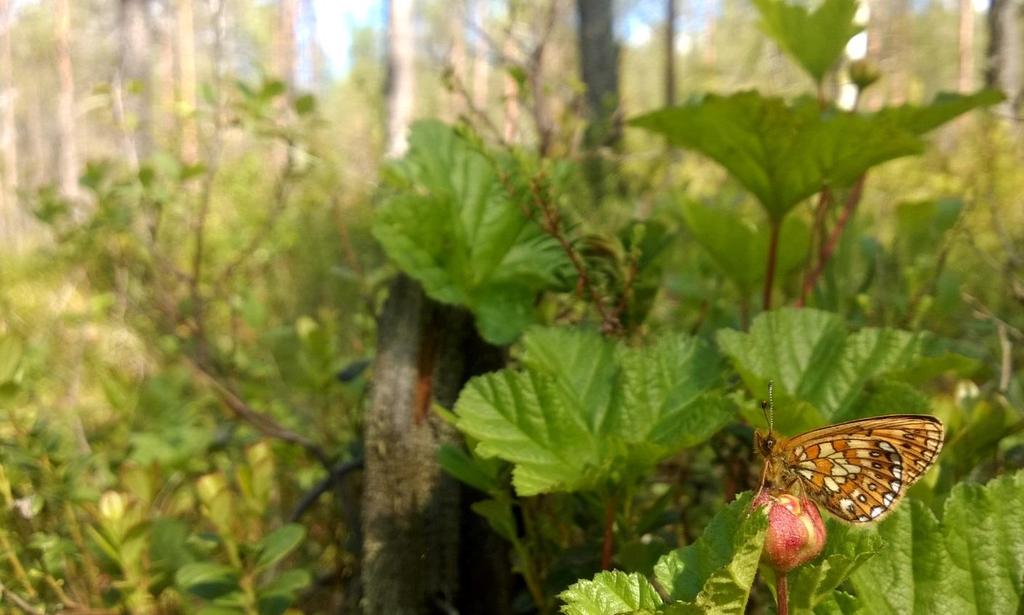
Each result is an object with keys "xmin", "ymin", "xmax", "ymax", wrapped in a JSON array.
[{"xmin": 754, "ymin": 429, "xmax": 779, "ymax": 458}]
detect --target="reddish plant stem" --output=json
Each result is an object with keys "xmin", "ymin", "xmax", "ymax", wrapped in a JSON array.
[
  {"xmin": 777, "ymin": 573, "xmax": 789, "ymax": 615},
  {"xmin": 762, "ymin": 221, "xmax": 782, "ymax": 310},
  {"xmin": 797, "ymin": 175, "xmax": 867, "ymax": 306},
  {"xmin": 527, "ymin": 176, "xmax": 623, "ymax": 335},
  {"xmin": 601, "ymin": 495, "xmax": 615, "ymax": 570}
]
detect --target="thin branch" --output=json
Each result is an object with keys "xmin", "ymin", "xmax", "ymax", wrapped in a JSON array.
[
  {"xmin": 527, "ymin": 174, "xmax": 622, "ymax": 334},
  {"xmin": 289, "ymin": 458, "xmax": 364, "ymax": 522},
  {"xmin": 796, "ymin": 175, "xmax": 867, "ymax": 306},
  {"xmin": 0, "ymin": 583, "xmax": 44, "ymax": 615},
  {"xmin": 187, "ymin": 359, "xmax": 332, "ymax": 468}
]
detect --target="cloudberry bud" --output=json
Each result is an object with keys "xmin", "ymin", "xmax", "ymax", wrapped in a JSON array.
[{"xmin": 752, "ymin": 490, "xmax": 827, "ymax": 573}]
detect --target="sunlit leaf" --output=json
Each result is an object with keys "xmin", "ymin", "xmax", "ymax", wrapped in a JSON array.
[{"xmin": 753, "ymin": 0, "xmax": 861, "ymax": 84}]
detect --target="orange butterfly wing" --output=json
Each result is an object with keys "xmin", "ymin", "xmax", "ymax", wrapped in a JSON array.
[{"xmin": 780, "ymin": 415, "xmax": 944, "ymax": 523}]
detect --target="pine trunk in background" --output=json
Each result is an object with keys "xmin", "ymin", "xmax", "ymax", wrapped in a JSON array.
[
  {"xmin": 576, "ymin": 0, "xmax": 620, "ymax": 203},
  {"xmin": 55, "ymin": 0, "xmax": 79, "ymax": 201},
  {"xmin": 361, "ymin": 276, "xmax": 510, "ymax": 614},
  {"xmin": 176, "ymin": 0, "xmax": 198, "ymax": 164},
  {"xmin": 120, "ymin": 0, "xmax": 153, "ymax": 164},
  {"xmin": 958, "ymin": 0, "xmax": 974, "ymax": 93},
  {"xmin": 664, "ymin": 0, "xmax": 676, "ymax": 107},
  {"xmin": 276, "ymin": 0, "xmax": 297, "ymax": 93},
  {"xmin": 470, "ymin": 0, "xmax": 489, "ymax": 114},
  {"xmin": 986, "ymin": 0, "xmax": 1023, "ymax": 123},
  {"xmin": 385, "ymin": 0, "xmax": 415, "ymax": 158},
  {"xmin": 0, "ymin": 0, "xmax": 21, "ymax": 247}
]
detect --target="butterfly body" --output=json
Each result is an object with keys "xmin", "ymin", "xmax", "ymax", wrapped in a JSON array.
[{"xmin": 755, "ymin": 414, "xmax": 944, "ymax": 523}]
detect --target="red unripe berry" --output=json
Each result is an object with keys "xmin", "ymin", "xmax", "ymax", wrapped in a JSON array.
[{"xmin": 752, "ymin": 490, "xmax": 827, "ymax": 573}]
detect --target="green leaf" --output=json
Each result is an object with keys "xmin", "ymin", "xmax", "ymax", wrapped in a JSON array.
[
  {"xmin": 786, "ymin": 521, "xmax": 883, "ymax": 613},
  {"xmin": 437, "ymin": 444, "xmax": 502, "ymax": 493},
  {"xmin": 559, "ymin": 570, "xmax": 663, "ymax": 615},
  {"xmin": 471, "ymin": 498, "xmax": 518, "ymax": 542},
  {"xmin": 0, "ymin": 336, "xmax": 23, "ymax": 383},
  {"xmin": 454, "ymin": 328, "xmax": 731, "ymax": 496},
  {"xmin": 875, "ymin": 89, "xmax": 1005, "ymax": 135},
  {"xmin": 849, "ymin": 471, "xmax": 1024, "ymax": 614},
  {"xmin": 654, "ymin": 493, "xmax": 768, "ymax": 614},
  {"xmin": 175, "ymin": 562, "xmax": 241, "ymax": 600},
  {"xmin": 373, "ymin": 121, "xmax": 571, "ymax": 344},
  {"xmin": 259, "ymin": 568, "xmax": 312, "ymax": 594},
  {"xmin": 294, "ymin": 93, "xmax": 316, "ymax": 115},
  {"xmin": 630, "ymin": 93, "xmax": 922, "ymax": 221},
  {"xmin": 254, "ymin": 524, "xmax": 306, "ymax": 571},
  {"xmin": 813, "ymin": 591, "xmax": 868, "ymax": 615},
  {"xmin": 716, "ymin": 308, "xmax": 949, "ymax": 433},
  {"xmin": 753, "ymin": 0, "xmax": 861, "ymax": 84},
  {"xmin": 680, "ymin": 201, "xmax": 809, "ymax": 293}
]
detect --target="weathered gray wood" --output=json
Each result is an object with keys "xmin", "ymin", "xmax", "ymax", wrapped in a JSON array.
[{"xmin": 361, "ymin": 275, "xmax": 509, "ymax": 615}]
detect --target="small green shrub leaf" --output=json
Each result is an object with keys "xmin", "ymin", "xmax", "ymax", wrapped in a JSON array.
[
  {"xmin": 630, "ymin": 93, "xmax": 922, "ymax": 221},
  {"xmin": 175, "ymin": 562, "xmax": 241, "ymax": 600},
  {"xmin": 653, "ymin": 493, "xmax": 765, "ymax": 606},
  {"xmin": 716, "ymin": 308, "xmax": 955, "ymax": 433},
  {"xmin": 786, "ymin": 520, "xmax": 883, "ymax": 612},
  {"xmin": 254, "ymin": 524, "xmax": 306, "ymax": 571},
  {"xmin": 454, "ymin": 328, "xmax": 731, "ymax": 495},
  {"xmin": 559, "ymin": 570, "xmax": 663, "ymax": 615},
  {"xmin": 849, "ymin": 471, "xmax": 1024, "ymax": 614},
  {"xmin": 680, "ymin": 201, "xmax": 809, "ymax": 293},
  {"xmin": 374, "ymin": 121, "xmax": 571, "ymax": 344}
]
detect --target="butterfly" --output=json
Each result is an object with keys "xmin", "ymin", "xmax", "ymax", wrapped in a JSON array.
[{"xmin": 754, "ymin": 382, "xmax": 944, "ymax": 523}]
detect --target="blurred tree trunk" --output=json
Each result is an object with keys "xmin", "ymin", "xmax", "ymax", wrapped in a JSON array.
[
  {"xmin": 471, "ymin": 0, "xmax": 489, "ymax": 113},
  {"xmin": 0, "ymin": 0, "xmax": 21, "ymax": 246},
  {"xmin": 275, "ymin": 0, "xmax": 298, "ymax": 93},
  {"xmin": 361, "ymin": 276, "xmax": 510, "ymax": 615},
  {"xmin": 55, "ymin": 0, "xmax": 79, "ymax": 201},
  {"xmin": 576, "ymin": 0, "xmax": 620, "ymax": 203},
  {"xmin": 503, "ymin": 27, "xmax": 519, "ymax": 143},
  {"xmin": 120, "ymin": 0, "xmax": 153, "ymax": 164},
  {"xmin": 446, "ymin": 5, "xmax": 466, "ymax": 122},
  {"xmin": 958, "ymin": 0, "xmax": 974, "ymax": 92},
  {"xmin": 664, "ymin": 0, "xmax": 676, "ymax": 107},
  {"xmin": 986, "ymin": 0, "xmax": 1023, "ymax": 122},
  {"xmin": 177, "ymin": 0, "xmax": 198, "ymax": 163},
  {"xmin": 385, "ymin": 0, "xmax": 415, "ymax": 158}
]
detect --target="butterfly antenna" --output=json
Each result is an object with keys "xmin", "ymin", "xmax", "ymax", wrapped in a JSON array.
[{"xmin": 765, "ymin": 380, "xmax": 775, "ymax": 435}]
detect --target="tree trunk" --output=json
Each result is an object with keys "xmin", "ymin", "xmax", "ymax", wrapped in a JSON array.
[
  {"xmin": 55, "ymin": 0, "xmax": 79, "ymax": 201},
  {"xmin": 120, "ymin": 0, "xmax": 153, "ymax": 164},
  {"xmin": 986, "ymin": 0, "xmax": 1023, "ymax": 122},
  {"xmin": 276, "ymin": 0, "xmax": 298, "ymax": 93},
  {"xmin": 0, "ymin": 0, "xmax": 21, "ymax": 247},
  {"xmin": 361, "ymin": 275, "xmax": 509, "ymax": 615},
  {"xmin": 958, "ymin": 0, "xmax": 974, "ymax": 93},
  {"xmin": 665, "ymin": 0, "xmax": 676, "ymax": 107},
  {"xmin": 576, "ymin": 0, "xmax": 621, "ymax": 202},
  {"xmin": 385, "ymin": 0, "xmax": 415, "ymax": 158},
  {"xmin": 470, "ymin": 0, "xmax": 489, "ymax": 114},
  {"xmin": 176, "ymin": 0, "xmax": 198, "ymax": 163},
  {"xmin": 503, "ymin": 29, "xmax": 519, "ymax": 143}
]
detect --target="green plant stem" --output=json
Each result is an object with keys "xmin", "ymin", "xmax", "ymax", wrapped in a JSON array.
[
  {"xmin": 601, "ymin": 494, "xmax": 615, "ymax": 570},
  {"xmin": 519, "ymin": 499, "xmax": 550, "ymax": 614},
  {"xmin": 777, "ymin": 572, "xmax": 789, "ymax": 615},
  {"xmin": 762, "ymin": 221, "xmax": 782, "ymax": 310}
]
